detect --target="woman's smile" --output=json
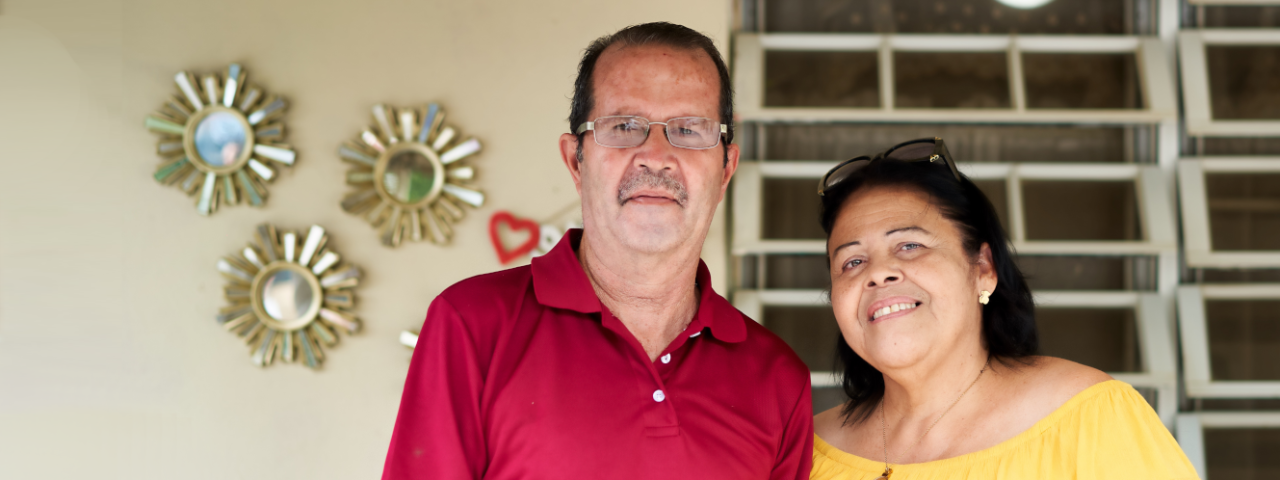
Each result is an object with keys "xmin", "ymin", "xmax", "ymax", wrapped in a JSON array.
[{"xmin": 866, "ymin": 296, "xmax": 923, "ymax": 323}]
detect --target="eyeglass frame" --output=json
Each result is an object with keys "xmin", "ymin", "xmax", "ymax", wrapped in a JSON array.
[
  {"xmin": 574, "ymin": 115, "xmax": 730, "ymax": 150},
  {"xmin": 817, "ymin": 137, "xmax": 962, "ymax": 197}
]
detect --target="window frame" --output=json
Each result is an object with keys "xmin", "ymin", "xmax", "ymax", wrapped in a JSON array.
[
  {"xmin": 733, "ymin": 33, "xmax": 1178, "ymax": 123},
  {"xmin": 1178, "ymin": 157, "xmax": 1280, "ymax": 267},
  {"xmin": 1186, "ymin": 0, "xmax": 1280, "ymax": 5},
  {"xmin": 1177, "ymin": 283, "xmax": 1280, "ymax": 398},
  {"xmin": 734, "ymin": 289, "xmax": 1180, "ymax": 426},
  {"xmin": 1179, "ymin": 29, "xmax": 1280, "ymax": 136},
  {"xmin": 1176, "ymin": 411, "xmax": 1280, "ymax": 480},
  {"xmin": 731, "ymin": 162, "xmax": 1178, "ymax": 256}
]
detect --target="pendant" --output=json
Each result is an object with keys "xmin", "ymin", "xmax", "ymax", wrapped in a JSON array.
[{"xmin": 876, "ymin": 467, "xmax": 892, "ymax": 480}]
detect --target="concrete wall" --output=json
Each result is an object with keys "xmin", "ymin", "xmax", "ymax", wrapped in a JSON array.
[{"xmin": 0, "ymin": 1, "xmax": 731, "ymax": 478}]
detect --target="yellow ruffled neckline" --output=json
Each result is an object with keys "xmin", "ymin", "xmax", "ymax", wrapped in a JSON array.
[{"xmin": 813, "ymin": 379, "xmax": 1127, "ymax": 472}]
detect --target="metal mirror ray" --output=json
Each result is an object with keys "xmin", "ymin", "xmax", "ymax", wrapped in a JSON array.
[
  {"xmin": 145, "ymin": 64, "xmax": 297, "ymax": 215},
  {"xmin": 216, "ymin": 223, "xmax": 362, "ymax": 369},
  {"xmin": 339, "ymin": 103, "xmax": 485, "ymax": 247}
]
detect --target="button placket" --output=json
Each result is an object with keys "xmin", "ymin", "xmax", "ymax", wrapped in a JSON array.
[{"xmin": 600, "ymin": 308, "xmax": 680, "ymax": 433}]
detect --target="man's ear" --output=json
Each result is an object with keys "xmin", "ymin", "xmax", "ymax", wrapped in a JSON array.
[
  {"xmin": 717, "ymin": 142, "xmax": 740, "ymax": 203},
  {"xmin": 559, "ymin": 133, "xmax": 584, "ymax": 195}
]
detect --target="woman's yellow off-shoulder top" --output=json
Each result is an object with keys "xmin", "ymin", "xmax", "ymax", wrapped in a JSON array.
[{"xmin": 811, "ymin": 380, "xmax": 1199, "ymax": 480}]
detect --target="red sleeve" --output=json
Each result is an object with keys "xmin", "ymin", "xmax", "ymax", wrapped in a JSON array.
[
  {"xmin": 771, "ymin": 377, "xmax": 815, "ymax": 480},
  {"xmin": 382, "ymin": 295, "xmax": 494, "ymax": 479}
]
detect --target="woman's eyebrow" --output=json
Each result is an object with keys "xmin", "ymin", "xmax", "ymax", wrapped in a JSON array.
[
  {"xmin": 886, "ymin": 226, "xmax": 929, "ymax": 236},
  {"xmin": 831, "ymin": 227, "xmax": 931, "ymax": 255},
  {"xmin": 831, "ymin": 239, "xmax": 862, "ymax": 256}
]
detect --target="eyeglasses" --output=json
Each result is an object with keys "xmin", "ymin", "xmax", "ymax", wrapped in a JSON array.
[
  {"xmin": 817, "ymin": 137, "xmax": 962, "ymax": 196},
  {"xmin": 575, "ymin": 115, "xmax": 728, "ymax": 150}
]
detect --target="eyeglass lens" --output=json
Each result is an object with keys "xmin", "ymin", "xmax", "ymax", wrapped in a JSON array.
[
  {"xmin": 821, "ymin": 139, "xmax": 957, "ymax": 195},
  {"xmin": 592, "ymin": 116, "xmax": 720, "ymax": 149},
  {"xmin": 822, "ymin": 158, "xmax": 872, "ymax": 192},
  {"xmin": 884, "ymin": 141, "xmax": 936, "ymax": 160}
]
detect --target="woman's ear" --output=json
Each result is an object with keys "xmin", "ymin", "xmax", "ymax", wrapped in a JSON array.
[{"xmin": 977, "ymin": 242, "xmax": 998, "ymax": 293}]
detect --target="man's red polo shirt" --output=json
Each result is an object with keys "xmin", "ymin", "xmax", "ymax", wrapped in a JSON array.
[{"xmin": 382, "ymin": 230, "xmax": 813, "ymax": 479}]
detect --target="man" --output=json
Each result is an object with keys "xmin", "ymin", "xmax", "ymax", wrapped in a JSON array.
[{"xmin": 382, "ymin": 22, "xmax": 812, "ymax": 479}]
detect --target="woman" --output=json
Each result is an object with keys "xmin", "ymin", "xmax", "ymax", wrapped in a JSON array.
[{"xmin": 809, "ymin": 138, "xmax": 1197, "ymax": 480}]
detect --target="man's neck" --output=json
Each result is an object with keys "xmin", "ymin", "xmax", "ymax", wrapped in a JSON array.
[{"xmin": 577, "ymin": 232, "xmax": 702, "ymax": 361}]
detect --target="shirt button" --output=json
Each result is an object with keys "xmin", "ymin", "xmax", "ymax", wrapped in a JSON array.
[
  {"xmin": 653, "ymin": 390, "xmax": 666, "ymax": 402},
  {"xmin": 689, "ymin": 331, "xmax": 701, "ymax": 338},
  {"xmin": 660, "ymin": 353, "xmax": 671, "ymax": 364}
]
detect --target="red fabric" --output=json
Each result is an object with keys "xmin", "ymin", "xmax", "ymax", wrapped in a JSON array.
[{"xmin": 382, "ymin": 229, "xmax": 813, "ymax": 479}]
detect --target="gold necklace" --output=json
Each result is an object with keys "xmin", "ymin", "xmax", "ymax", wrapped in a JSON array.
[{"xmin": 876, "ymin": 361, "xmax": 988, "ymax": 480}]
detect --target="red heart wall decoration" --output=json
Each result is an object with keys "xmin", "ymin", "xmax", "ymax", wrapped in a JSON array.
[{"xmin": 489, "ymin": 211, "xmax": 541, "ymax": 265}]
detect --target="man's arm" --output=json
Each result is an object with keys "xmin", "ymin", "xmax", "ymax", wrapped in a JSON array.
[
  {"xmin": 771, "ymin": 379, "xmax": 815, "ymax": 480},
  {"xmin": 382, "ymin": 296, "xmax": 491, "ymax": 479}
]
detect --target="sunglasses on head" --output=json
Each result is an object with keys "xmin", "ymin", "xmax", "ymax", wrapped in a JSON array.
[{"xmin": 817, "ymin": 137, "xmax": 962, "ymax": 197}]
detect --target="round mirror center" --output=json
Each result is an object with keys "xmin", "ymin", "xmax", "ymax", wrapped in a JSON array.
[
  {"xmin": 260, "ymin": 269, "xmax": 314, "ymax": 322},
  {"xmin": 383, "ymin": 150, "xmax": 437, "ymax": 204},
  {"xmin": 193, "ymin": 111, "xmax": 248, "ymax": 168}
]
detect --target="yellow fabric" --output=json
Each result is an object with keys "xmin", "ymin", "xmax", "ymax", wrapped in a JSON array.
[{"xmin": 811, "ymin": 380, "xmax": 1199, "ymax": 480}]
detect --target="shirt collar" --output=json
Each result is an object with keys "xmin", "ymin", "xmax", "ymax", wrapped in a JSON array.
[{"xmin": 532, "ymin": 229, "xmax": 746, "ymax": 343}]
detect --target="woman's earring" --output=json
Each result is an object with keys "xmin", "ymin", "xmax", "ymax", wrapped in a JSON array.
[{"xmin": 978, "ymin": 290, "xmax": 991, "ymax": 305}]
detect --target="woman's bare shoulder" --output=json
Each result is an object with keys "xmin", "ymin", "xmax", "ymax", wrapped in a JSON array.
[
  {"xmin": 814, "ymin": 403, "xmax": 849, "ymax": 444},
  {"xmin": 1033, "ymin": 356, "xmax": 1112, "ymax": 393},
  {"xmin": 957, "ymin": 356, "xmax": 1114, "ymax": 447},
  {"xmin": 999, "ymin": 356, "xmax": 1113, "ymax": 414}
]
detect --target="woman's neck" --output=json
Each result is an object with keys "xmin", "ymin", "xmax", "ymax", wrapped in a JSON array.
[{"xmin": 880, "ymin": 348, "xmax": 991, "ymax": 426}]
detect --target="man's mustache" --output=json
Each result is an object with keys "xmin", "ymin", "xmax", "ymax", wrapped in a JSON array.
[{"xmin": 617, "ymin": 167, "xmax": 689, "ymax": 207}]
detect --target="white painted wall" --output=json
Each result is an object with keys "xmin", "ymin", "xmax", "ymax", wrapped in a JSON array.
[{"xmin": 0, "ymin": 1, "xmax": 731, "ymax": 478}]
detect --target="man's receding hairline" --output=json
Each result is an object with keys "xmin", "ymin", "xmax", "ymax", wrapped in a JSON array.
[
  {"xmin": 587, "ymin": 42, "xmax": 722, "ymax": 118},
  {"xmin": 569, "ymin": 22, "xmax": 735, "ymax": 164},
  {"xmin": 598, "ymin": 39, "xmax": 714, "ymax": 58},
  {"xmin": 592, "ymin": 42, "xmax": 720, "ymax": 83}
]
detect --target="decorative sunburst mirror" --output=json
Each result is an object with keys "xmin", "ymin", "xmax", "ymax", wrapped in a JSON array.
[
  {"xmin": 145, "ymin": 64, "xmax": 296, "ymax": 215},
  {"xmin": 338, "ymin": 103, "xmax": 485, "ymax": 247},
  {"xmin": 216, "ymin": 223, "xmax": 361, "ymax": 369}
]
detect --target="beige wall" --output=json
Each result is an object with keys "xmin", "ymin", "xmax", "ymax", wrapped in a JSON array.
[{"xmin": 0, "ymin": 1, "xmax": 731, "ymax": 478}]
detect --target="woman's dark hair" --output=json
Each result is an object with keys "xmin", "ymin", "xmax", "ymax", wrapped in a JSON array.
[
  {"xmin": 819, "ymin": 155, "xmax": 1039, "ymax": 425},
  {"xmin": 568, "ymin": 22, "xmax": 734, "ymax": 164}
]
